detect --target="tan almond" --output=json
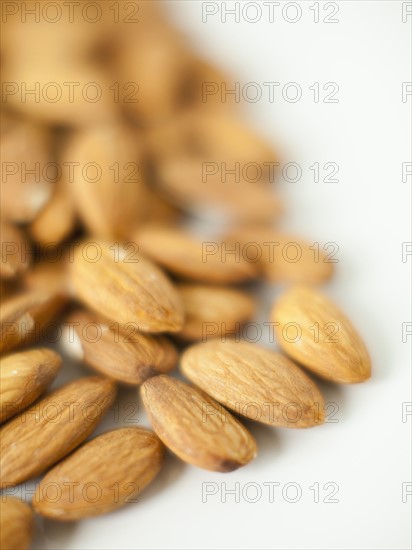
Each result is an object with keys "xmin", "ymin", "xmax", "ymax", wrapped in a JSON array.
[
  {"xmin": 0, "ymin": 348, "xmax": 61, "ymax": 423},
  {"xmin": 0, "ymin": 376, "xmax": 117, "ymax": 488},
  {"xmin": 0, "ymin": 222, "xmax": 31, "ymax": 280},
  {"xmin": 33, "ymin": 427, "xmax": 164, "ymax": 521},
  {"xmin": 181, "ymin": 339, "xmax": 325, "ymax": 428},
  {"xmin": 0, "ymin": 497, "xmax": 33, "ymax": 550},
  {"xmin": 29, "ymin": 180, "xmax": 76, "ymax": 246},
  {"xmin": 0, "ymin": 289, "xmax": 67, "ymax": 354},
  {"xmin": 227, "ymin": 226, "xmax": 334, "ymax": 283},
  {"xmin": 141, "ymin": 375, "xmax": 257, "ymax": 472},
  {"xmin": 134, "ymin": 225, "xmax": 257, "ymax": 283},
  {"xmin": 271, "ymin": 285, "xmax": 371, "ymax": 383},
  {"xmin": 64, "ymin": 310, "xmax": 178, "ymax": 385},
  {"xmin": 155, "ymin": 156, "xmax": 282, "ymax": 223},
  {"xmin": 22, "ymin": 255, "xmax": 71, "ymax": 295},
  {"xmin": 177, "ymin": 283, "xmax": 256, "ymax": 341},
  {"xmin": 70, "ymin": 240, "xmax": 184, "ymax": 333},
  {"xmin": 63, "ymin": 124, "xmax": 148, "ymax": 240}
]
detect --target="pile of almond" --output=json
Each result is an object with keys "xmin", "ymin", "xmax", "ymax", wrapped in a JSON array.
[{"xmin": 0, "ymin": 2, "xmax": 371, "ymax": 548}]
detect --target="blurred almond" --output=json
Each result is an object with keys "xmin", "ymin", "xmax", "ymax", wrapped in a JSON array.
[
  {"xmin": 33, "ymin": 427, "xmax": 164, "ymax": 520},
  {"xmin": 0, "ymin": 348, "xmax": 61, "ymax": 423},
  {"xmin": 134, "ymin": 225, "xmax": 257, "ymax": 283},
  {"xmin": 181, "ymin": 339, "xmax": 325, "ymax": 428},
  {"xmin": 64, "ymin": 310, "xmax": 178, "ymax": 384},
  {"xmin": 0, "ymin": 289, "xmax": 67, "ymax": 354},
  {"xmin": 271, "ymin": 285, "xmax": 371, "ymax": 383},
  {"xmin": 0, "ymin": 376, "xmax": 117, "ymax": 487},
  {"xmin": 70, "ymin": 240, "xmax": 184, "ymax": 333},
  {"xmin": 0, "ymin": 222, "xmax": 30, "ymax": 280},
  {"xmin": 0, "ymin": 497, "xmax": 33, "ymax": 550},
  {"xmin": 22, "ymin": 255, "xmax": 71, "ymax": 295},
  {"xmin": 141, "ymin": 375, "xmax": 257, "ymax": 472},
  {"xmin": 177, "ymin": 283, "xmax": 256, "ymax": 341}
]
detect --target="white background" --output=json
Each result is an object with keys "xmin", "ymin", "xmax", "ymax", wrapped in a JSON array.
[{"xmin": 24, "ymin": 1, "xmax": 411, "ymax": 549}]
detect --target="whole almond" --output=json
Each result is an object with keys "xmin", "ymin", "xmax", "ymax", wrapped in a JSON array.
[
  {"xmin": 141, "ymin": 375, "xmax": 257, "ymax": 472},
  {"xmin": 271, "ymin": 285, "xmax": 371, "ymax": 383},
  {"xmin": 0, "ymin": 348, "xmax": 61, "ymax": 423},
  {"xmin": 0, "ymin": 376, "xmax": 116, "ymax": 488},
  {"xmin": 0, "ymin": 222, "xmax": 30, "ymax": 280},
  {"xmin": 0, "ymin": 497, "xmax": 33, "ymax": 550},
  {"xmin": 227, "ymin": 226, "xmax": 334, "ymax": 284},
  {"xmin": 134, "ymin": 225, "xmax": 257, "ymax": 283},
  {"xmin": 177, "ymin": 283, "xmax": 256, "ymax": 341},
  {"xmin": 33, "ymin": 427, "xmax": 164, "ymax": 521},
  {"xmin": 0, "ymin": 289, "xmax": 67, "ymax": 354},
  {"xmin": 70, "ymin": 240, "xmax": 184, "ymax": 333},
  {"xmin": 181, "ymin": 339, "xmax": 325, "ymax": 428},
  {"xmin": 64, "ymin": 310, "xmax": 178, "ymax": 384}
]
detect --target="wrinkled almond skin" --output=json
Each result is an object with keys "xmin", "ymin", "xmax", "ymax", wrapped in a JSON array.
[
  {"xmin": 0, "ymin": 289, "xmax": 67, "ymax": 354},
  {"xmin": 227, "ymin": 226, "xmax": 334, "ymax": 284},
  {"xmin": 70, "ymin": 240, "xmax": 184, "ymax": 333},
  {"xmin": 134, "ymin": 225, "xmax": 257, "ymax": 283},
  {"xmin": 181, "ymin": 339, "xmax": 325, "ymax": 428},
  {"xmin": 0, "ymin": 222, "xmax": 30, "ymax": 280},
  {"xmin": 33, "ymin": 427, "xmax": 164, "ymax": 521},
  {"xmin": 141, "ymin": 375, "xmax": 257, "ymax": 472},
  {"xmin": 0, "ymin": 497, "xmax": 33, "ymax": 550},
  {"xmin": 271, "ymin": 285, "xmax": 371, "ymax": 383},
  {"xmin": 0, "ymin": 376, "xmax": 117, "ymax": 488},
  {"xmin": 177, "ymin": 284, "xmax": 256, "ymax": 341},
  {"xmin": 0, "ymin": 348, "xmax": 61, "ymax": 423},
  {"xmin": 65, "ymin": 310, "xmax": 178, "ymax": 384}
]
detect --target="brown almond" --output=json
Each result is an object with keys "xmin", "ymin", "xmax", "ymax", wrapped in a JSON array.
[
  {"xmin": 22, "ymin": 255, "xmax": 71, "ymax": 295},
  {"xmin": 64, "ymin": 310, "xmax": 178, "ymax": 384},
  {"xmin": 0, "ymin": 376, "xmax": 117, "ymax": 487},
  {"xmin": 70, "ymin": 240, "xmax": 184, "ymax": 333},
  {"xmin": 0, "ymin": 497, "xmax": 33, "ymax": 550},
  {"xmin": 227, "ymin": 226, "xmax": 334, "ymax": 283},
  {"xmin": 0, "ymin": 222, "xmax": 30, "ymax": 280},
  {"xmin": 134, "ymin": 225, "xmax": 257, "ymax": 283},
  {"xmin": 271, "ymin": 285, "xmax": 371, "ymax": 383},
  {"xmin": 181, "ymin": 339, "xmax": 325, "ymax": 428},
  {"xmin": 0, "ymin": 348, "xmax": 61, "ymax": 423},
  {"xmin": 63, "ymin": 124, "xmax": 148, "ymax": 240},
  {"xmin": 141, "ymin": 375, "xmax": 257, "ymax": 472},
  {"xmin": 155, "ymin": 156, "xmax": 282, "ymax": 223},
  {"xmin": 33, "ymin": 427, "xmax": 164, "ymax": 521},
  {"xmin": 0, "ymin": 289, "xmax": 67, "ymax": 354},
  {"xmin": 177, "ymin": 283, "xmax": 256, "ymax": 341}
]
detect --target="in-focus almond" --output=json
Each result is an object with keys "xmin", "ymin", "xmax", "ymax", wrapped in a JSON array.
[
  {"xmin": 141, "ymin": 375, "xmax": 257, "ymax": 472},
  {"xmin": 0, "ymin": 376, "xmax": 116, "ymax": 487},
  {"xmin": 33, "ymin": 427, "xmax": 164, "ymax": 521},
  {"xmin": 181, "ymin": 339, "xmax": 325, "ymax": 428},
  {"xmin": 0, "ymin": 348, "xmax": 61, "ymax": 423},
  {"xmin": 64, "ymin": 310, "xmax": 178, "ymax": 384},
  {"xmin": 70, "ymin": 240, "xmax": 184, "ymax": 333},
  {"xmin": 271, "ymin": 285, "xmax": 371, "ymax": 383}
]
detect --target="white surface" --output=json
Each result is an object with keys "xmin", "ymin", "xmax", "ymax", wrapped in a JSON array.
[{"xmin": 11, "ymin": 1, "xmax": 412, "ymax": 549}]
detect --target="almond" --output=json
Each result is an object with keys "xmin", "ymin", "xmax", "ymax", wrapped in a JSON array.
[
  {"xmin": 22, "ymin": 255, "xmax": 71, "ymax": 295},
  {"xmin": 227, "ymin": 226, "xmax": 334, "ymax": 283},
  {"xmin": 271, "ymin": 285, "xmax": 371, "ymax": 383},
  {"xmin": 0, "ymin": 497, "xmax": 33, "ymax": 550},
  {"xmin": 64, "ymin": 309, "xmax": 178, "ymax": 384},
  {"xmin": 181, "ymin": 339, "xmax": 325, "ymax": 428},
  {"xmin": 134, "ymin": 225, "xmax": 257, "ymax": 283},
  {"xmin": 0, "ymin": 222, "xmax": 30, "ymax": 280},
  {"xmin": 33, "ymin": 427, "xmax": 164, "ymax": 521},
  {"xmin": 141, "ymin": 375, "xmax": 257, "ymax": 472},
  {"xmin": 70, "ymin": 240, "xmax": 184, "ymax": 333},
  {"xmin": 0, "ymin": 376, "xmax": 116, "ymax": 488},
  {"xmin": 177, "ymin": 283, "xmax": 256, "ymax": 341},
  {"xmin": 0, "ymin": 289, "xmax": 67, "ymax": 354},
  {"xmin": 0, "ymin": 348, "xmax": 61, "ymax": 423}
]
